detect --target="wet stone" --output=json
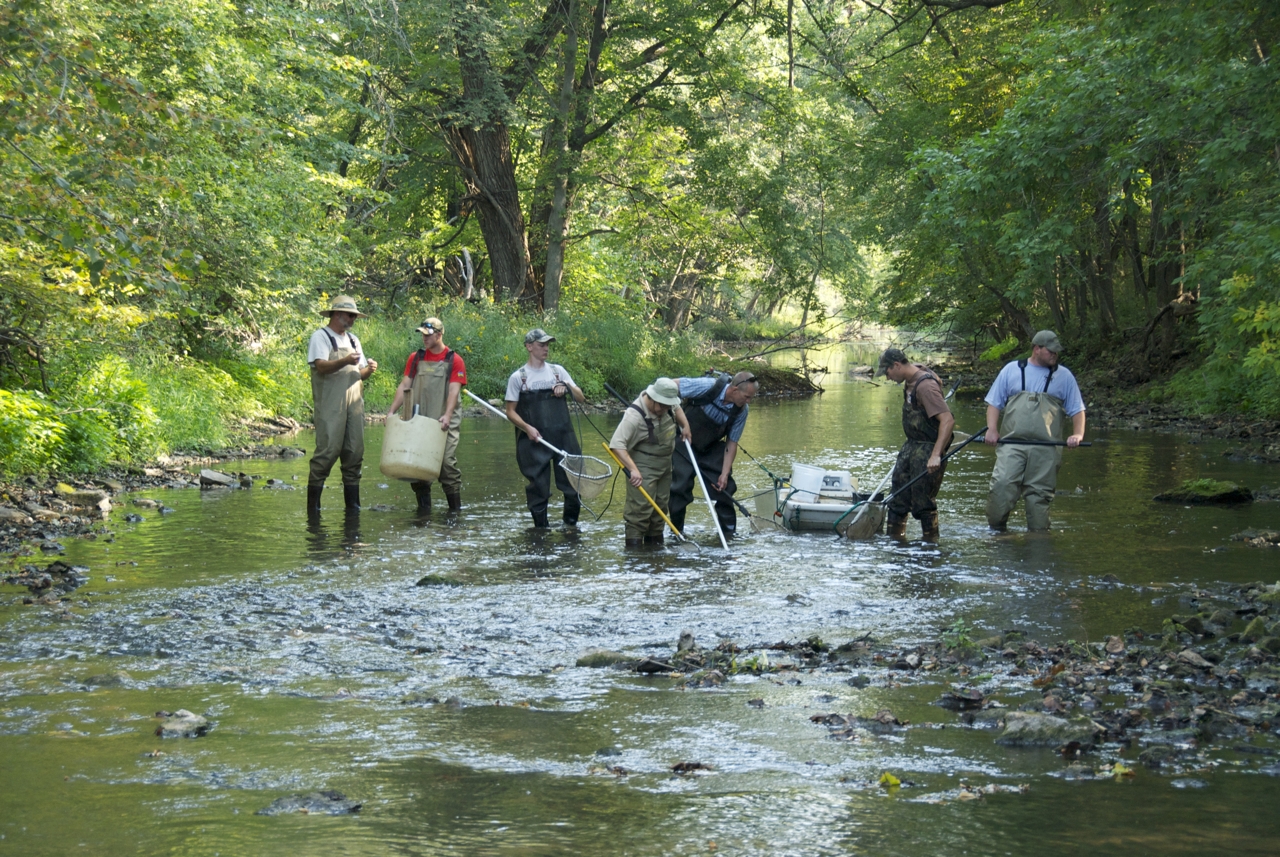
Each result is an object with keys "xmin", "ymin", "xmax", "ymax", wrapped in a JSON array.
[
  {"xmin": 995, "ymin": 712, "xmax": 1102, "ymax": 748},
  {"xmin": 576, "ymin": 649, "xmax": 633, "ymax": 668},
  {"xmin": 155, "ymin": 709, "xmax": 210, "ymax": 738}
]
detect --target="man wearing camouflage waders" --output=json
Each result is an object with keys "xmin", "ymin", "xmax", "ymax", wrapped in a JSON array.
[
  {"xmin": 504, "ymin": 329, "xmax": 587, "ymax": 528},
  {"xmin": 387, "ymin": 317, "xmax": 466, "ymax": 515},
  {"xmin": 983, "ymin": 330, "xmax": 1086, "ymax": 531},
  {"xmin": 876, "ymin": 348, "xmax": 956, "ymax": 541},
  {"xmin": 609, "ymin": 378, "xmax": 691, "ymax": 546},
  {"xmin": 307, "ymin": 295, "xmax": 378, "ymax": 514},
  {"xmin": 668, "ymin": 371, "xmax": 758, "ymax": 538}
]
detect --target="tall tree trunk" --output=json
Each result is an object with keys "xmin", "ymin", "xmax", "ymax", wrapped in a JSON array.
[
  {"xmin": 1148, "ymin": 156, "xmax": 1183, "ymax": 355},
  {"xmin": 538, "ymin": 0, "xmax": 580, "ymax": 313},
  {"xmin": 1091, "ymin": 197, "xmax": 1118, "ymax": 336}
]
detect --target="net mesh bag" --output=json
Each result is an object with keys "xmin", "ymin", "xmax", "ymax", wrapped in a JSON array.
[
  {"xmin": 560, "ymin": 454, "xmax": 613, "ymax": 501},
  {"xmin": 839, "ymin": 502, "xmax": 887, "ymax": 540}
]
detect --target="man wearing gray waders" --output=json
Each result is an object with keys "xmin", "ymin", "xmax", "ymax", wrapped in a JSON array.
[
  {"xmin": 307, "ymin": 295, "xmax": 378, "ymax": 514},
  {"xmin": 983, "ymin": 330, "xmax": 1086, "ymax": 531},
  {"xmin": 669, "ymin": 371, "xmax": 758, "ymax": 538},
  {"xmin": 504, "ymin": 329, "xmax": 586, "ymax": 528},
  {"xmin": 876, "ymin": 348, "xmax": 956, "ymax": 541},
  {"xmin": 609, "ymin": 378, "xmax": 691, "ymax": 546},
  {"xmin": 387, "ymin": 317, "xmax": 466, "ymax": 515}
]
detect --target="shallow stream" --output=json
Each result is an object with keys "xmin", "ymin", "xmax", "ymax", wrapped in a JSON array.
[{"xmin": 3, "ymin": 351, "xmax": 1280, "ymax": 855}]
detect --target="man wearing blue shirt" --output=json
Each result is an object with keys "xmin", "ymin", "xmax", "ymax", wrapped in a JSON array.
[
  {"xmin": 983, "ymin": 330, "xmax": 1086, "ymax": 531},
  {"xmin": 670, "ymin": 371, "xmax": 759, "ymax": 537}
]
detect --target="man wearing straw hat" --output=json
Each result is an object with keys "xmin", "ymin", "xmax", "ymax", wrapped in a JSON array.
[
  {"xmin": 387, "ymin": 317, "xmax": 467, "ymax": 515},
  {"xmin": 875, "ymin": 348, "xmax": 955, "ymax": 541},
  {"xmin": 983, "ymin": 330, "xmax": 1086, "ymax": 531},
  {"xmin": 504, "ymin": 329, "xmax": 586, "ymax": 528},
  {"xmin": 306, "ymin": 295, "xmax": 378, "ymax": 514},
  {"xmin": 609, "ymin": 379, "xmax": 691, "ymax": 546}
]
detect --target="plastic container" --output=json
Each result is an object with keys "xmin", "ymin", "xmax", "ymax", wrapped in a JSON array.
[
  {"xmin": 380, "ymin": 414, "xmax": 446, "ymax": 481},
  {"xmin": 789, "ymin": 463, "xmax": 826, "ymax": 503}
]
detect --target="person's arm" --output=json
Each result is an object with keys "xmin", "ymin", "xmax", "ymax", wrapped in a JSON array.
[
  {"xmin": 717, "ymin": 441, "xmax": 739, "ymax": 491},
  {"xmin": 313, "ymin": 352, "xmax": 360, "ymax": 375},
  {"xmin": 929, "ymin": 411, "xmax": 956, "ymax": 471},
  {"xmin": 568, "ymin": 383, "xmax": 586, "ymax": 404},
  {"xmin": 388, "ymin": 375, "xmax": 412, "ymax": 416},
  {"xmin": 985, "ymin": 405, "xmax": 1001, "ymax": 446},
  {"xmin": 1067, "ymin": 410, "xmax": 1086, "ymax": 448},
  {"xmin": 674, "ymin": 406, "xmax": 691, "ymax": 444},
  {"xmin": 505, "ymin": 400, "xmax": 541, "ymax": 442},
  {"xmin": 439, "ymin": 381, "xmax": 461, "ymax": 431},
  {"xmin": 611, "ymin": 446, "xmax": 643, "ymax": 487}
]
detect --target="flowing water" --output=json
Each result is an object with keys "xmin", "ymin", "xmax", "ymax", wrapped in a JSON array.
[{"xmin": 3, "ymin": 348, "xmax": 1280, "ymax": 855}]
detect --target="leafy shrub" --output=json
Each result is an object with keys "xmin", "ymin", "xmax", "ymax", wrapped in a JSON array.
[{"xmin": 0, "ymin": 390, "xmax": 67, "ymax": 476}]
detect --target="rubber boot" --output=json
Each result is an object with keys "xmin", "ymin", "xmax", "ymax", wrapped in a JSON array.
[
  {"xmin": 412, "ymin": 482, "xmax": 431, "ymax": 513},
  {"xmin": 643, "ymin": 533, "xmax": 665, "ymax": 546},
  {"xmin": 669, "ymin": 507, "xmax": 686, "ymax": 533},
  {"xmin": 307, "ymin": 485, "xmax": 323, "ymax": 516},
  {"xmin": 343, "ymin": 484, "xmax": 360, "ymax": 511},
  {"xmin": 886, "ymin": 514, "xmax": 908, "ymax": 540},
  {"xmin": 445, "ymin": 491, "xmax": 461, "ymax": 514},
  {"xmin": 625, "ymin": 538, "xmax": 644, "ymax": 547},
  {"xmin": 920, "ymin": 510, "xmax": 940, "ymax": 542},
  {"xmin": 563, "ymin": 494, "xmax": 581, "ymax": 527},
  {"xmin": 531, "ymin": 509, "xmax": 549, "ymax": 528}
]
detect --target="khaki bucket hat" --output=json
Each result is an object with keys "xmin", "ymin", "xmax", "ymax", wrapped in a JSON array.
[
  {"xmin": 645, "ymin": 377, "xmax": 681, "ymax": 406},
  {"xmin": 321, "ymin": 295, "xmax": 367, "ymax": 317}
]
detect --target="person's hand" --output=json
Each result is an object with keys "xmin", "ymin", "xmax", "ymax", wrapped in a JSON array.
[
  {"xmin": 1066, "ymin": 434, "xmax": 1083, "ymax": 448},
  {"xmin": 524, "ymin": 425, "xmax": 541, "ymax": 442},
  {"xmin": 345, "ymin": 352, "xmax": 361, "ymax": 366},
  {"xmin": 927, "ymin": 453, "xmax": 943, "ymax": 473},
  {"xmin": 715, "ymin": 471, "xmax": 729, "ymax": 492},
  {"xmin": 629, "ymin": 468, "xmax": 643, "ymax": 487},
  {"xmin": 984, "ymin": 430, "xmax": 999, "ymax": 446},
  {"xmin": 438, "ymin": 414, "xmax": 451, "ymax": 431},
  {"xmin": 552, "ymin": 382, "xmax": 566, "ymax": 398},
  {"xmin": 680, "ymin": 427, "xmax": 692, "ymax": 444},
  {"xmin": 366, "ymin": 359, "xmax": 377, "ymax": 372}
]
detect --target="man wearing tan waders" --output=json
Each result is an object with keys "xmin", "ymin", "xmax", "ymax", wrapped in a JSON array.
[
  {"xmin": 608, "ymin": 379, "xmax": 691, "ymax": 547},
  {"xmin": 983, "ymin": 330, "xmax": 1086, "ymax": 531},
  {"xmin": 387, "ymin": 317, "xmax": 466, "ymax": 515},
  {"xmin": 307, "ymin": 295, "xmax": 378, "ymax": 514}
]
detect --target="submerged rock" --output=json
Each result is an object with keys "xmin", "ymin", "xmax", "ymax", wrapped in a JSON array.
[
  {"xmin": 1154, "ymin": 479, "xmax": 1252, "ymax": 505},
  {"xmin": 576, "ymin": 649, "xmax": 633, "ymax": 668},
  {"xmin": 255, "ymin": 790, "xmax": 361, "ymax": 816},
  {"xmin": 995, "ymin": 712, "xmax": 1102, "ymax": 748},
  {"xmin": 155, "ymin": 709, "xmax": 210, "ymax": 738}
]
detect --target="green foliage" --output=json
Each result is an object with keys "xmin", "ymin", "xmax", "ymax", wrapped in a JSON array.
[
  {"xmin": 979, "ymin": 336, "xmax": 1021, "ymax": 363},
  {"xmin": 942, "ymin": 619, "xmax": 975, "ymax": 651},
  {"xmin": 0, "ymin": 390, "xmax": 67, "ymax": 475}
]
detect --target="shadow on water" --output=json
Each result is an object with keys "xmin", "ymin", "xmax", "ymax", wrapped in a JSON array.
[{"xmin": 2, "ymin": 352, "xmax": 1279, "ymax": 855}]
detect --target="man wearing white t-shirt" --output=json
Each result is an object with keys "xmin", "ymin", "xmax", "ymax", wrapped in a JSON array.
[
  {"xmin": 504, "ymin": 329, "xmax": 586, "ymax": 528},
  {"xmin": 983, "ymin": 330, "xmax": 1085, "ymax": 531},
  {"xmin": 306, "ymin": 295, "xmax": 377, "ymax": 515}
]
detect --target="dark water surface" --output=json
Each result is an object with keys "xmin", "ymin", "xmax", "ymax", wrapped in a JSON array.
[{"xmin": 3, "ymin": 359, "xmax": 1280, "ymax": 855}]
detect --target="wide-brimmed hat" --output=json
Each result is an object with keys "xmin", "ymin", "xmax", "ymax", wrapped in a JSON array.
[
  {"xmin": 524, "ymin": 328, "xmax": 555, "ymax": 344},
  {"xmin": 1031, "ymin": 330, "xmax": 1063, "ymax": 353},
  {"xmin": 416, "ymin": 317, "xmax": 444, "ymax": 335},
  {"xmin": 645, "ymin": 377, "xmax": 680, "ymax": 406},
  {"xmin": 321, "ymin": 295, "xmax": 367, "ymax": 317},
  {"xmin": 874, "ymin": 347, "xmax": 908, "ymax": 377}
]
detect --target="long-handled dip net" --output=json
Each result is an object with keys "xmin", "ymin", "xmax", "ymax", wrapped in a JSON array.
[{"xmin": 464, "ymin": 390, "xmax": 612, "ymax": 500}]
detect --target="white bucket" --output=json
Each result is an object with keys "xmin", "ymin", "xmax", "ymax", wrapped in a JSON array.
[
  {"xmin": 380, "ymin": 414, "xmax": 446, "ymax": 481},
  {"xmin": 789, "ymin": 463, "xmax": 826, "ymax": 503}
]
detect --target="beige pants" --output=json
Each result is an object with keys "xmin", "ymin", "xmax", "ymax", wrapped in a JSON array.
[
  {"xmin": 624, "ymin": 452, "xmax": 671, "ymax": 539},
  {"xmin": 309, "ymin": 351, "xmax": 365, "ymax": 487},
  {"xmin": 986, "ymin": 443, "xmax": 1061, "ymax": 530}
]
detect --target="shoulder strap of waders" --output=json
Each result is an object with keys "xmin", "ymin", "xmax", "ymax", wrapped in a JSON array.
[
  {"xmin": 409, "ymin": 348, "xmax": 456, "ymax": 381},
  {"xmin": 323, "ymin": 328, "xmax": 339, "ymax": 353},
  {"xmin": 682, "ymin": 373, "xmax": 731, "ymax": 409},
  {"xmin": 628, "ymin": 402, "xmax": 656, "ymax": 444}
]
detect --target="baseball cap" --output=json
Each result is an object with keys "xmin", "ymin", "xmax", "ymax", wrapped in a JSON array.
[
  {"xmin": 524, "ymin": 328, "xmax": 555, "ymax": 344},
  {"xmin": 1031, "ymin": 330, "xmax": 1062, "ymax": 353},
  {"xmin": 416, "ymin": 317, "xmax": 444, "ymax": 335},
  {"xmin": 874, "ymin": 347, "xmax": 909, "ymax": 377}
]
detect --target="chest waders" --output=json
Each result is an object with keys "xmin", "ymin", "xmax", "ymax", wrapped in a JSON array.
[
  {"xmin": 309, "ymin": 332, "xmax": 365, "ymax": 513},
  {"xmin": 624, "ymin": 405, "xmax": 678, "ymax": 543},
  {"xmin": 404, "ymin": 350, "xmax": 463, "ymax": 513},
  {"xmin": 986, "ymin": 361, "xmax": 1067, "ymax": 531},
  {"xmin": 670, "ymin": 379, "xmax": 742, "ymax": 537},
  {"xmin": 514, "ymin": 369, "xmax": 584, "ymax": 527},
  {"xmin": 887, "ymin": 370, "xmax": 952, "ymax": 538}
]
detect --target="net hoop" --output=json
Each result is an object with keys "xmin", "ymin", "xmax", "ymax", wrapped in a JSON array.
[{"xmin": 559, "ymin": 453, "xmax": 612, "ymax": 501}]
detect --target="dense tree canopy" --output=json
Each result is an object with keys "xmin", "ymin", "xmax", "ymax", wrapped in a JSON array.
[{"xmin": 2, "ymin": 0, "xmax": 1279, "ymax": 471}]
